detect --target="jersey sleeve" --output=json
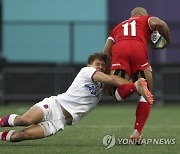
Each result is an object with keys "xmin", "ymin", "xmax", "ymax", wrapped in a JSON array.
[
  {"xmin": 147, "ymin": 15, "xmax": 154, "ymax": 31},
  {"xmin": 80, "ymin": 67, "xmax": 97, "ymax": 81},
  {"xmin": 107, "ymin": 30, "xmax": 115, "ymax": 42}
]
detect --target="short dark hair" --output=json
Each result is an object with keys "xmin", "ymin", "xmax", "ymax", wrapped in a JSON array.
[{"xmin": 87, "ymin": 53, "xmax": 107, "ymax": 64}]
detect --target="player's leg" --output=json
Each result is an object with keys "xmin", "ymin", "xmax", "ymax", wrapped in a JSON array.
[
  {"xmin": 111, "ymin": 69, "xmax": 132, "ymax": 100},
  {"xmin": 109, "ymin": 41, "xmax": 133, "ymax": 98},
  {"xmin": 15, "ymin": 106, "xmax": 44, "ymax": 126},
  {"xmin": 0, "ymin": 105, "xmax": 66, "ymax": 142},
  {"xmin": 130, "ymin": 66, "xmax": 153, "ymax": 141},
  {"xmin": 134, "ymin": 78, "xmax": 153, "ymax": 105},
  {"xmin": 0, "ymin": 105, "xmax": 44, "ymax": 127},
  {"xmin": 0, "ymin": 124, "xmax": 45, "ymax": 142},
  {"xmin": 133, "ymin": 66, "xmax": 153, "ymax": 92},
  {"xmin": 112, "ymin": 69, "xmax": 153, "ymax": 103}
]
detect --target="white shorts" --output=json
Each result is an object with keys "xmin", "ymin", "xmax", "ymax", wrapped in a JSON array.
[{"xmin": 34, "ymin": 96, "xmax": 66, "ymax": 136}]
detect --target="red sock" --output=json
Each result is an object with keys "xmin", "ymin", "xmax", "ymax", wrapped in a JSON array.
[
  {"xmin": 117, "ymin": 83, "xmax": 137, "ymax": 99},
  {"xmin": 134, "ymin": 102, "xmax": 151, "ymax": 134},
  {"xmin": 1, "ymin": 131, "xmax": 9, "ymax": 140}
]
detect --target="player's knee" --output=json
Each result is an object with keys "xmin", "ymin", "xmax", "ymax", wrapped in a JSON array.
[{"xmin": 39, "ymin": 121, "xmax": 57, "ymax": 137}]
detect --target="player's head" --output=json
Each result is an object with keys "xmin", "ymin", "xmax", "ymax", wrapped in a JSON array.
[
  {"xmin": 131, "ymin": 7, "xmax": 148, "ymax": 17},
  {"xmin": 87, "ymin": 53, "xmax": 107, "ymax": 72}
]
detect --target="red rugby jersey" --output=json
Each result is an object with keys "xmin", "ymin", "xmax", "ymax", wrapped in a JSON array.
[{"xmin": 109, "ymin": 15, "xmax": 152, "ymax": 46}]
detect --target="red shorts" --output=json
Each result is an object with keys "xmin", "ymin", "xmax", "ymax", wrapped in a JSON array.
[{"xmin": 111, "ymin": 40, "xmax": 150, "ymax": 77}]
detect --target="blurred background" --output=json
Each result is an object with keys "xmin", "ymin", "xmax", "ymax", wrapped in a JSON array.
[{"xmin": 0, "ymin": 0, "xmax": 180, "ymax": 105}]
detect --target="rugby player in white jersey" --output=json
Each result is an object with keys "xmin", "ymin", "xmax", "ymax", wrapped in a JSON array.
[{"xmin": 0, "ymin": 53, "xmax": 153, "ymax": 142}]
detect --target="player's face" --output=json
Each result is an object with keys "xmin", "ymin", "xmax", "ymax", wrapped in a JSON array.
[{"xmin": 88, "ymin": 59, "xmax": 106, "ymax": 72}]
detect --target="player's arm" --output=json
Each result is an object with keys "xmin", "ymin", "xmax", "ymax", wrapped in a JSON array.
[
  {"xmin": 103, "ymin": 38, "xmax": 114, "ymax": 74},
  {"xmin": 93, "ymin": 71, "xmax": 131, "ymax": 87},
  {"xmin": 149, "ymin": 17, "xmax": 170, "ymax": 45},
  {"xmin": 103, "ymin": 38, "xmax": 114, "ymax": 56}
]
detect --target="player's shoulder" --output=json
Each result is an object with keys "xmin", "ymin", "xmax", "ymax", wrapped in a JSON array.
[
  {"xmin": 81, "ymin": 67, "xmax": 96, "ymax": 72},
  {"xmin": 79, "ymin": 67, "xmax": 96, "ymax": 76},
  {"xmin": 78, "ymin": 67, "xmax": 97, "ymax": 81}
]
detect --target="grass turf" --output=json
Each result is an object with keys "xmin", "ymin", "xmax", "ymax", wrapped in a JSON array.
[{"xmin": 0, "ymin": 103, "xmax": 179, "ymax": 154}]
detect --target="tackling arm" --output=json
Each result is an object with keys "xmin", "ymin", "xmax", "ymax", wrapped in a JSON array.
[{"xmin": 93, "ymin": 71, "xmax": 131, "ymax": 87}]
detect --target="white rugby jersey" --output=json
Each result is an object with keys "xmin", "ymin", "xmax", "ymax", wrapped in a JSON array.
[{"xmin": 56, "ymin": 67, "xmax": 104, "ymax": 124}]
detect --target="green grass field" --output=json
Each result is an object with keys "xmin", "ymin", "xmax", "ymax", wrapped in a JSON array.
[{"xmin": 0, "ymin": 103, "xmax": 179, "ymax": 154}]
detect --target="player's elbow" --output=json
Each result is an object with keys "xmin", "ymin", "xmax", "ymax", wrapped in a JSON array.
[{"xmin": 152, "ymin": 21, "xmax": 164, "ymax": 31}]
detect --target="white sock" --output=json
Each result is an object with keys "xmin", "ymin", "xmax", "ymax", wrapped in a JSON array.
[
  {"xmin": 139, "ymin": 96, "xmax": 147, "ymax": 102},
  {"xmin": 6, "ymin": 130, "xmax": 15, "ymax": 141},
  {"xmin": 8, "ymin": 114, "xmax": 18, "ymax": 126},
  {"xmin": 0, "ymin": 132, "xmax": 2, "ymax": 139},
  {"xmin": 115, "ymin": 89, "xmax": 123, "ymax": 101}
]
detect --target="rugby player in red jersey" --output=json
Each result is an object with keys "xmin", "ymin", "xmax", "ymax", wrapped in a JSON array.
[{"xmin": 103, "ymin": 7, "xmax": 170, "ymax": 142}]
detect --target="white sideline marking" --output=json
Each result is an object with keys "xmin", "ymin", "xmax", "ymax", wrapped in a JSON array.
[{"xmin": 74, "ymin": 125, "xmax": 180, "ymax": 129}]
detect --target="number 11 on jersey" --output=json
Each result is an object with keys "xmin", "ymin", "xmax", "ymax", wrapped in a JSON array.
[{"xmin": 122, "ymin": 20, "xmax": 136, "ymax": 36}]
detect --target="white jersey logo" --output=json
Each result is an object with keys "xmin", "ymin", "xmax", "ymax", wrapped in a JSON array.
[{"xmin": 85, "ymin": 83, "xmax": 103, "ymax": 96}]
